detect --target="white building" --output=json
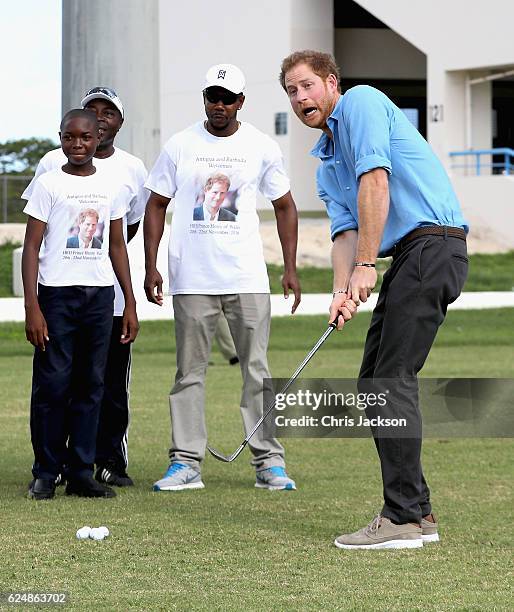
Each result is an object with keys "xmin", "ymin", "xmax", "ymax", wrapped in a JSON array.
[{"xmin": 62, "ymin": 0, "xmax": 514, "ymax": 247}]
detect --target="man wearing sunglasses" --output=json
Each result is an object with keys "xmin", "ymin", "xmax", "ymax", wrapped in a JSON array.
[
  {"xmin": 22, "ymin": 86, "xmax": 148, "ymax": 490},
  {"xmin": 144, "ymin": 63, "xmax": 301, "ymax": 493}
]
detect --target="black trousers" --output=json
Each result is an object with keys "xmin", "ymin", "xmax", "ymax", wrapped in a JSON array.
[
  {"xmin": 358, "ymin": 233, "xmax": 468, "ymax": 524},
  {"xmin": 95, "ymin": 316, "xmax": 132, "ymax": 470},
  {"xmin": 30, "ymin": 285, "xmax": 114, "ymax": 480}
]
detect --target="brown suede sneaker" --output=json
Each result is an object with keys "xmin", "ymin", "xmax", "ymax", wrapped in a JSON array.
[
  {"xmin": 334, "ymin": 515, "xmax": 423, "ymax": 550},
  {"xmin": 421, "ymin": 514, "xmax": 439, "ymax": 543}
]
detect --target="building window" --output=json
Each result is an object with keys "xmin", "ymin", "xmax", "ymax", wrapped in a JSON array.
[{"xmin": 275, "ymin": 112, "xmax": 288, "ymax": 135}]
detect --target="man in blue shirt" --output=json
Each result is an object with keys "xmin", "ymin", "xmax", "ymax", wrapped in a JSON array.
[{"xmin": 281, "ymin": 50, "xmax": 468, "ymax": 550}]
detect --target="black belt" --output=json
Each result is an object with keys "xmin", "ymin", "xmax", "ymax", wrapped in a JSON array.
[{"xmin": 386, "ymin": 226, "xmax": 466, "ymax": 257}]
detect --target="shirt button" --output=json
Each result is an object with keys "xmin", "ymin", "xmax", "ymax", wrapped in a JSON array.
[
  {"xmin": 336, "ymin": 160, "xmax": 341, "ymax": 164},
  {"xmin": 346, "ymin": 187, "xmax": 350, "ymax": 190}
]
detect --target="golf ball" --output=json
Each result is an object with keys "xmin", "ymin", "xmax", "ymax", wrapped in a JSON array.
[
  {"xmin": 98, "ymin": 526, "xmax": 109, "ymax": 538},
  {"xmin": 89, "ymin": 528, "xmax": 105, "ymax": 541},
  {"xmin": 76, "ymin": 526, "xmax": 91, "ymax": 540}
]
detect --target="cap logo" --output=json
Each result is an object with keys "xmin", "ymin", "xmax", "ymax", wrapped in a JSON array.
[{"xmin": 217, "ymin": 70, "xmax": 226, "ymax": 79}]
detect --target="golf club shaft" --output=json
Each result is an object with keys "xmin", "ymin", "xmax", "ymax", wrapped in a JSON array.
[
  {"xmin": 208, "ymin": 320, "xmax": 339, "ymax": 461},
  {"xmin": 243, "ymin": 323, "xmax": 337, "ymax": 444}
]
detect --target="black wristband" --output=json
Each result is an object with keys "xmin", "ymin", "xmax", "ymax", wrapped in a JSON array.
[
  {"xmin": 354, "ymin": 262, "xmax": 376, "ymax": 268},
  {"xmin": 332, "ymin": 289, "xmax": 347, "ymax": 298}
]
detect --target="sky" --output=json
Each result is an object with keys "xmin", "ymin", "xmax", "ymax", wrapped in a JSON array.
[{"xmin": 0, "ymin": 0, "xmax": 61, "ymax": 143}]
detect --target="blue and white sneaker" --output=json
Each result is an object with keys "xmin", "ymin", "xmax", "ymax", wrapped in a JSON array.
[
  {"xmin": 153, "ymin": 462, "xmax": 205, "ymax": 492},
  {"xmin": 255, "ymin": 466, "xmax": 296, "ymax": 491}
]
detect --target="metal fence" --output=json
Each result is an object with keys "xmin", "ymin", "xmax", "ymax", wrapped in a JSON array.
[
  {"xmin": 1, "ymin": 175, "xmax": 32, "ymax": 223},
  {"xmin": 449, "ymin": 148, "xmax": 514, "ymax": 176}
]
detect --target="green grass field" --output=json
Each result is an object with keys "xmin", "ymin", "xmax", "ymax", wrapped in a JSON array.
[{"xmin": 0, "ymin": 311, "xmax": 513, "ymax": 610}]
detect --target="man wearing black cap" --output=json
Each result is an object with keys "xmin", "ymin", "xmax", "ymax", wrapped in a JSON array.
[
  {"xmin": 22, "ymin": 86, "xmax": 148, "ymax": 488},
  {"xmin": 144, "ymin": 63, "xmax": 301, "ymax": 493}
]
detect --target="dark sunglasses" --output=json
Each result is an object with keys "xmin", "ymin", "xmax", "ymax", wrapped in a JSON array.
[
  {"xmin": 203, "ymin": 89, "xmax": 240, "ymax": 105},
  {"xmin": 85, "ymin": 86, "xmax": 119, "ymax": 100}
]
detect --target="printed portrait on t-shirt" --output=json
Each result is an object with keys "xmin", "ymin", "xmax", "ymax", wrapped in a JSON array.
[
  {"xmin": 66, "ymin": 207, "xmax": 104, "ymax": 249},
  {"xmin": 192, "ymin": 172, "xmax": 238, "ymax": 222}
]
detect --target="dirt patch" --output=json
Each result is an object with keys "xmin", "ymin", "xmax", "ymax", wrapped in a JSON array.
[
  {"xmin": 260, "ymin": 217, "xmax": 507, "ymax": 265},
  {"xmin": 0, "ymin": 224, "xmax": 25, "ymax": 246}
]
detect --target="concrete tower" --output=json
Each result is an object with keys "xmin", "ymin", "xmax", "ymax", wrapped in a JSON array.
[{"xmin": 61, "ymin": 0, "xmax": 160, "ymax": 168}]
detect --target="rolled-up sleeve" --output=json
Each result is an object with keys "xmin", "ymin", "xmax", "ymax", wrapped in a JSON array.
[
  {"xmin": 318, "ymin": 186, "xmax": 357, "ymax": 241},
  {"xmin": 340, "ymin": 86, "xmax": 393, "ymax": 180}
]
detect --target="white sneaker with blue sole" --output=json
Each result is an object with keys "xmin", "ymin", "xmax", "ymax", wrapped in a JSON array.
[
  {"xmin": 255, "ymin": 466, "xmax": 296, "ymax": 491},
  {"xmin": 153, "ymin": 462, "xmax": 205, "ymax": 491}
]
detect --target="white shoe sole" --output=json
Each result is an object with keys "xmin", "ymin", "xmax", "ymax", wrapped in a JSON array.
[
  {"xmin": 255, "ymin": 482, "xmax": 296, "ymax": 491},
  {"xmin": 153, "ymin": 482, "xmax": 205, "ymax": 492},
  {"xmin": 334, "ymin": 538, "xmax": 423, "ymax": 550},
  {"xmin": 422, "ymin": 533, "xmax": 440, "ymax": 543}
]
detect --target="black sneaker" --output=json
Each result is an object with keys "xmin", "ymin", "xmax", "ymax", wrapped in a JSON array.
[
  {"xmin": 28, "ymin": 473, "xmax": 65, "ymax": 491},
  {"xmin": 66, "ymin": 475, "xmax": 116, "ymax": 498},
  {"xmin": 28, "ymin": 478, "xmax": 56, "ymax": 500},
  {"xmin": 95, "ymin": 463, "xmax": 134, "ymax": 487}
]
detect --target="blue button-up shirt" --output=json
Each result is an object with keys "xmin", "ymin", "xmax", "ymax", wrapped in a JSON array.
[{"xmin": 311, "ymin": 86, "xmax": 468, "ymax": 256}]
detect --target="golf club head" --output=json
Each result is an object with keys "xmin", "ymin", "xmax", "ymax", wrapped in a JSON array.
[
  {"xmin": 207, "ymin": 442, "xmax": 246, "ymax": 463},
  {"xmin": 207, "ymin": 446, "xmax": 233, "ymax": 462}
]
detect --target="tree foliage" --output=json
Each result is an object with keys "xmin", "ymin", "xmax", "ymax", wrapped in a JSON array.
[{"xmin": 0, "ymin": 138, "xmax": 57, "ymax": 175}]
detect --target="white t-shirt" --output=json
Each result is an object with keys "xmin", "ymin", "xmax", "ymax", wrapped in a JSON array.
[
  {"xmin": 145, "ymin": 121, "xmax": 290, "ymax": 295},
  {"xmin": 23, "ymin": 168, "xmax": 130, "ymax": 287},
  {"xmin": 23, "ymin": 147, "xmax": 148, "ymax": 314}
]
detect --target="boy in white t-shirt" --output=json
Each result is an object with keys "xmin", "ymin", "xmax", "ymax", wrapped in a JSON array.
[
  {"xmin": 22, "ymin": 109, "xmax": 139, "ymax": 500},
  {"xmin": 22, "ymin": 87, "xmax": 148, "ymax": 488},
  {"xmin": 144, "ymin": 64, "xmax": 301, "ymax": 492}
]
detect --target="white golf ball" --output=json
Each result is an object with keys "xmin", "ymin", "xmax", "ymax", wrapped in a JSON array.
[
  {"xmin": 89, "ymin": 528, "xmax": 105, "ymax": 541},
  {"xmin": 76, "ymin": 526, "xmax": 91, "ymax": 540},
  {"xmin": 98, "ymin": 526, "xmax": 109, "ymax": 538}
]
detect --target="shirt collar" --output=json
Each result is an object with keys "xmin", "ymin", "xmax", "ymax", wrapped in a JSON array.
[
  {"xmin": 204, "ymin": 203, "xmax": 219, "ymax": 221},
  {"xmin": 309, "ymin": 95, "xmax": 344, "ymax": 160}
]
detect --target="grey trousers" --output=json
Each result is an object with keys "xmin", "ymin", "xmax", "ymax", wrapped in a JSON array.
[
  {"xmin": 214, "ymin": 312, "xmax": 237, "ymax": 361},
  {"xmin": 170, "ymin": 293, "xmax": 285, "ymax": 469}
]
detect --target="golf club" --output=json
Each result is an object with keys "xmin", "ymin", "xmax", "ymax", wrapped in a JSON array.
[{"xmin": 207, "ymin": 318, "xmax": 339, "ymax": 463}]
